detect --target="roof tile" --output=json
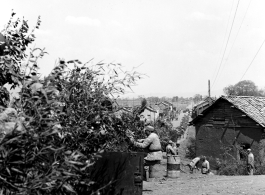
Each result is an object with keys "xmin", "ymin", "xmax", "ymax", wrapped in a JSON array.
[{"xmin": 222, "ymin": 96, "xmax": 265, "ymax": 126}]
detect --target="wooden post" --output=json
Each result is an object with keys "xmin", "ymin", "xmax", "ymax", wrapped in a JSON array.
[{"xmin": 208, "ymin": 80, "xmax": 211, "ymax": 97}]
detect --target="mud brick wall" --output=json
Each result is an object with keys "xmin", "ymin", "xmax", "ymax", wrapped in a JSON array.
[{"xmin": 194, "ymin": 99, "xmax": 265, "ymax": 169}]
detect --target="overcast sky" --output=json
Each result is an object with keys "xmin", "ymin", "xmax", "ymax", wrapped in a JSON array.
[{"xmin": 1, "ymin": 0, "xmax": 265, "ymax": 98}]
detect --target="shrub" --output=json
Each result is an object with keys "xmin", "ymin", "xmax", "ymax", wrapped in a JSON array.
[
  {"xmin": 0, "ymin": 12, "xmax": 144, "ymax": 194},
  {"xmin": 217, "ymin": 161, "xmax": 247, "ymax": 176},
  {"xmin": 185, "ymin": 137, "xmax": 196, "ymax": 159},
  {"xmin": 155, "ymin": 119, "xmax": 176, "ymax": 151},
  {"xmin": 215, "ymin": 144, "xmax": 265, "ymax": 176},
  {"xmin": 254, "ymin": 165, "xmax": 265, "ymax": 175}
]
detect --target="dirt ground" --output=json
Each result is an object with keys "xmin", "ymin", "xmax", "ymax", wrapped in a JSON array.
[
  {"xmin": 143, "ymin": 115, "xmax": 265, "ymax": 195},
  {"xmin": 143, "ymin": 172, "xmax": 265, "ymax": 195}
]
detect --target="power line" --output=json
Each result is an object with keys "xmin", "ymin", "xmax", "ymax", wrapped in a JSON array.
[
  {"xmin": 211, "ymin": 0, "xmax": 235, "ymax": 82},
  {"xmin": 240, "ymin": 38, "xmax": 265, "ymax": 81},
  {"xmin": 212, "ymin": 0, "xmax": 240, "ymax": 89},
  {"xmin": 220, "ymin": 0, "xmax": 252, "ymax": 75}
]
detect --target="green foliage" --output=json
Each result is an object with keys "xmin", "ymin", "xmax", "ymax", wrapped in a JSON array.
[
  {"xmin": 0, "ymin": 13, "xmax": 144, "ymax": 194},
  {"xmin": 155, "ymin": 119, "xmax": 182, "ymax": 151},
  {"xmin": 0, "ymin": 11, "xmax": 40, "ymax": 107},
  {"xmin": 185, "ymin": 137, "xmax": 196, "ymax": 159},
  {"xmin": 214, "ymin": 144, "xmax": 265, "ymax": 176},
  {"xmin": 155, "ymin": 112, "xmax": 190, "ymax": 151},
  {"xmin": 223, "ymin": 80, "xmax": 265, "ymax": 96},
  {"xmin": 218, "ymin": 163, "xmax": 247, "ymax": 176},
  {"xmin": 0, "ymin": 11, "xmax": 40, "ymax": 89},
  {"xmin": 172, "ymin": 96, "xmax": 178, "ymax": 102},
  {"xmin": 193, "ymin": 94, "xmax": 202, "ymax": 104},
  {"xmin": 0, "ymin": 86, "xmax": 9, "ymax": 107}
]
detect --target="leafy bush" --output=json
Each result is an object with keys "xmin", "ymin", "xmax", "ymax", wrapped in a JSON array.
[
  {"xmin": 214, "ymin": 144, "xmax": 265, "ymax": 176},
  {"xmin": 0, "ymin": 12, "xmax": 144, "ymax": 194},
  {"xmin": 254, "ymin": 165, "xmax": 265, "ymax": 175},
  {"xmin": 155, "ymin": 119, "xmax": 174, "ymax": 151},
  {"xmin": 217, "ymin": 162, "xmax": 247, "ymax": 176},
  {"xmin": 217, "ymin": 160, "xmax": 265, "ymax": 176},
  {"xmin": 185, "ymin": 137, "xmax": 196, "ymax": 159}
]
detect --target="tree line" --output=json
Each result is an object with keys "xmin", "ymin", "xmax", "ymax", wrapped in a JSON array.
[{"xmin": 223, "ymin": 80, "xmax": 265, "ymax": 97}]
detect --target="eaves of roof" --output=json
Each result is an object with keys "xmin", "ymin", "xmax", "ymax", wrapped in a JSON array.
[{"xmin": 190, "ymin": 96, "xmax": 265, "ymax": 127}]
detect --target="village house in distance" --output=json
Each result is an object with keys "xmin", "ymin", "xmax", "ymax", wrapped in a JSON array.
[{"xmin": 190, "ymin": 96, "xmax": 265, "ymax": 168}]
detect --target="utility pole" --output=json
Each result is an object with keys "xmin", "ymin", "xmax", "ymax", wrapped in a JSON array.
[{"xmin": 208, "ymin": 80, "xmax": 211, "ymax": 97}]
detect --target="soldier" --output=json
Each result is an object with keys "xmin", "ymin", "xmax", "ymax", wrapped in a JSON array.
[
  {"xmin": 166, "ymin": 140, "xmax": 176, "ymax": 156},
  {"xmin": 201, "ymin": 156, "xmax": 210, "ymax": 174},
  {"xmin": 130, "ymin": 125, "xmax": 162, "ymax": 164},
  {"xmin": 175, "ymin": 141, "xmax": 180, "ymax": 155},
  {"xmin": 247, "ymin": 148, "xmax": 254, "ymax": 175},
  {"xmin": 188, "ymin": 156, "xmax": 201, "ymax": 173}
]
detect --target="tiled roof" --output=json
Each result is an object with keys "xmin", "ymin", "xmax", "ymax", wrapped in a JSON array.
[
  {"xmin": 194, "ymin": 97, "xmax": 215, "ymax": 108},
  {"xmin": 190, "ymin": 96, "xmax": 265, "ymax": 127},
  {"xmin": 222, "ymin": 96, "xmax": 265, "ymax": 127},
  {"xmin": 145, "ymin": 106, "xmax": 157, "ymax": 113},
  {"xmin": 156, "ymin": 101, "xmax": 171, "ymax": 107},
  {"xmin": 194, "ymin": 101, "xmax": 210, "ymax": 109},
  {"xmin": 163, "ymin": 100, "xmax": 173, "ymax": 106}
]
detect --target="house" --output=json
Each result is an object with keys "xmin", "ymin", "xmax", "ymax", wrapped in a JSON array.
[
  {"xmin": 191, "ymin": 97, "xmax": 215, "ymax": 119},
  {"xmin": 140, "ymin": 106, "xmax": 158, "ymax": 122},
  {"xmin": 163, "ymin": 100, "xmax": 173, "ymax": 107},
  {"xmin": 155, "ymin": 101, "xmax": 173, "ymax": 113},
  {"xmin": 189, "ymin": 96, "xmax": 265, "ymax": 168},
  {"xmin": 114, "ymin": 107, "xmax": 132, "ymax": 119}
]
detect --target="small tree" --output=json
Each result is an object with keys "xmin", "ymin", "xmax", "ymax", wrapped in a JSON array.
[
  {"xmin": 193, "ymin": 94, "xmax": 202, "ymax": 104},
  {"xmin": 0, "ymin": 13, "xmax": 144, "ymax": 194},
  {"xmin": 223, "ymin": 80, "xmax": 265, "ymax": 96},
  {"xmin": 0, "ymin": 12, "xmax": 40, "ymax": 107}
]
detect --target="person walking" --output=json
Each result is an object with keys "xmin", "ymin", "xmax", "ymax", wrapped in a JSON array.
[
  {"xmin": 201, "ymin": 156, "xmax": 210, "ymax": 174},
  {"xmin": 247, "ymin": 148, "xmax": 254, "ymax": 175}
]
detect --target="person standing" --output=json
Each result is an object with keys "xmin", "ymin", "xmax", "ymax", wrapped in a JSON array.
[
  {"xmin": 175, "ymin": 141, "xmax": 180, "ymax": 155},
  {"xmin": 201, "ymin": 156, "xmax": 210, "ymax": 174},
  {"xmin": 130, "ymin": 125, "xmax": 162, "ymax": 164},
  {"xmin": 166, "ymin": 140, "xmax": 176, "ymax": 156},
  {"xmin": 247, "ymin": 148, "xmax": 254, "ymax": 175}
]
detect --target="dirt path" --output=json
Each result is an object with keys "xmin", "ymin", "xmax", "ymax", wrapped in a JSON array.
[
  {"xmin": 143, "ymin": 118, "xmax": 265, "ymax": 195},
  {"xmin": 143, "ymin": 173, "xmax": 265, "ymax": 195},
  {"xmin": 177, "ymin": 121, "xmax": 196, "ymax": 165},
  {"xmin": 172, "ymin": 111, "xmax": 185, "ymax": 128}
]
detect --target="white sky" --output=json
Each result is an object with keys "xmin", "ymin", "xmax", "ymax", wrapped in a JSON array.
[{"xmin": 1, "ymin": 0, "xmax": 265, "ymax": 98}]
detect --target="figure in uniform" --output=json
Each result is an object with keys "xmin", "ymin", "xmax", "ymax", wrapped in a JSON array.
[
  {"xmin": 166, "ymin": 140, "xmax": 176, "ymax": 156},
  {"xmin": 201, "ymin": 156, "xmax": 210, "ymax": 174},
  {"xmin": 247, "ymin": 148, "xmax": 254, "ymax": 175},
  {"xmin": 188, "ymin": 156, "xmax": 201, "ymax": 173},
  {"xmin": 131, "ymin": 125, "xmax": 162, "ymax": 164}
]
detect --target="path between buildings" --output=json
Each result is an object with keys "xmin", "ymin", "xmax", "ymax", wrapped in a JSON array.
[
  {"xmin": 144, "ymin": 126, "xmax": 265, "ymax": 194},
  {"xmin": 144, "ymin": 117, "xmax": 265, "ymax": 195},
  {"xmin": 171, "ymin": 111, "xmax": 190, "ymax": 144},
  {"xmin": 143, "ymin": 174, "xmax": 265, "ymax": 195},
  {"xmin": 172, "ymin": 111, "xmax": 185, "ymax": 128}
]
